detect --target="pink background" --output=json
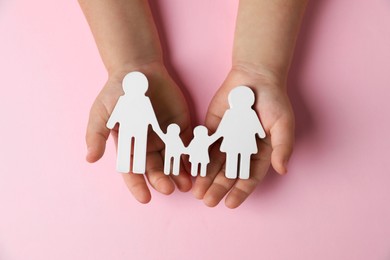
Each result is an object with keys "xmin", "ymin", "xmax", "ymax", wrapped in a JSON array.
[{"xmin": 1, "ymin": 0, "xmax": 390, "ymax": 259}]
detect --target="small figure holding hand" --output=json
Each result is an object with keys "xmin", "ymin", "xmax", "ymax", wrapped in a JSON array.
[
  {"xmin": 159, "ymin": 124, "xmax": 186, "ymax": 176},
  {"xmin": 186, "ymin": 126, "xmax": 217, "ymax": 177}
]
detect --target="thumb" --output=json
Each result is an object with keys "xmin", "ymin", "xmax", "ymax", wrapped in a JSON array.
[
  {"xmin": 85, "ymin": 107, "xmax": 110, "ymax": 163},
  {"xmin": 270, "ymin": 119, "xmax": 294, "ymax": 174}
]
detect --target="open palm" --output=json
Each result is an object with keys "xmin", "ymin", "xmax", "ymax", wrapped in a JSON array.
[{"xmin": 193, "ymin": 68, "xmax": 295, "ymax": 208}]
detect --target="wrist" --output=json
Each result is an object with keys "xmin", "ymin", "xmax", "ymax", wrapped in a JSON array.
[
  {"xmin": 107, "ymin": 60, "xmax": 166, "ymax": 83},
  {"xmin": 231, "ymin": 61, "xmax": 287, "ymax": 90}
]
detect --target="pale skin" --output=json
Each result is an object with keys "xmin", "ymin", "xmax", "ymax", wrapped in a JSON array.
[{"xmin": 79, "ymin": 0, "xmax": 308, "ymax": 207}]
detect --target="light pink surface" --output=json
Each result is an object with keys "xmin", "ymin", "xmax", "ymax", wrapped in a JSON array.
[{"xmin": 1, "ymin": 0, "xmax": 390, "ymax": 259}]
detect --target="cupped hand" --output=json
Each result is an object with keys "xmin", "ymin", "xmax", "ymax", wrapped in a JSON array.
[
  {"xmin": 193, "ymin": 66, "xmax": 295, "ymax": 208},
  {"xmin": 86, "ymin": 62, "xmax": 193, "ymax": 203}
]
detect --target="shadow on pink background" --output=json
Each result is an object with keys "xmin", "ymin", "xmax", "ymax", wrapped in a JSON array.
[{"xmin": 0, "ymin": 0, "xmax": 389, "ymax": 259}]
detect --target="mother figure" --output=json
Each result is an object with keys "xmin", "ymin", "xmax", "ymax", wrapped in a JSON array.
[{"xmin": 213, "ymin": 86, "xmax": 266, "ymax": 179}]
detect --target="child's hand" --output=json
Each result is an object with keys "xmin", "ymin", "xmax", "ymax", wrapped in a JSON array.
[
  {"xmin": 193, "ymin": 66, "xmax": 295, "ymax": 208},
  {"xmin": 86, "ymin": 62, "xmax": 192, "ymax": 203}
]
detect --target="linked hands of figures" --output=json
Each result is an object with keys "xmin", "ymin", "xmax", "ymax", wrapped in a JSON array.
[
  {"xmin": 108, "ymin": 71, "xmax": 267, "ymax": 183},
  {"xmin": 87, "ymin": 67, "xmax": 293, "ymax": 208}
]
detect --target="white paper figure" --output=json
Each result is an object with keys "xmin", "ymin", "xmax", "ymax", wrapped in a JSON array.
[
  {"xmin": 186, "ymin": 126, "xmax": 217, "ymax": 177},
  {"xmin": 159, "ymin": 124, "xmax": 185, "ymax": 176},
  {"xmin": 212, "ymin": 86, "xmax": 266, "ymax": 179},
  {"xmin": 106, "ymin": 71, "xmax": 162, "ymax": 174}
]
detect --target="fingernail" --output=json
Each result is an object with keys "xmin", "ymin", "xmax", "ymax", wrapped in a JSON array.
[
  {"xmin": 86, "ymin": 147, "xmax": 94, "ymax": 161},
  {"xmin": 282, "ymin": 159, "xmax": 289, "ymax": 174}
]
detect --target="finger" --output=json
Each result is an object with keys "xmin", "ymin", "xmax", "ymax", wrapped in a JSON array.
[
  {"xmin": 270, "ymin": 119, "xmax": 294, "ymax": 174},
  {"xmin": 192, "ymin": 144, "xmax": 225, "ymax": 199},
  {"xmin": 110, "ymin": 122, "xmax": 152, "ymax": 204},
  {"xmin": 203, "ymin": 169, "xmax": 236, "ymax": 207},
  {"xmin": 122, "ymin": 172, "xmax": 151, "ymax": 204},
  {"xmin": 85, "ymin": 104, "xmax": 110, "ymax": 163},
  {"xmin": 170, "ymin": 165, "xmax": 192, "ymax": 192},
  {"xmin": 181, "ymin": 154, "xmax": 192, "ymax": 178},
  {"xmin": 156, "ymin": 149, "xmax": 192, "ymax": 193},
  {"xmin": 224, "ymin": 144, "xmax": 271, "ymax": 208},
  {"xmin": 145, "ymin": 151, "xmax": 175, "ymax": 195},
  {"xmin": 204, "ymin": 109, "xmax": 223, "ymax": 132}
]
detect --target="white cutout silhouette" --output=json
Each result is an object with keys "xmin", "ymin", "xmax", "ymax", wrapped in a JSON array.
[
  {"xmin": 106, "ymin": 72, "xmax": 266, "ymax": 180},
  {"xmin": 212, "ymin": 86, "xmax": 266, "ymax": 179},
  {"xmin": 160, "ymin": 124, "xmax": 185, "ymax": 176},
  {"xmin": 186, "ymin": 126, "xmax": 216, "ymax": 177},
  {"xmin": 106, "ymin": 71, "xmax": 162, "ymax": 174}
]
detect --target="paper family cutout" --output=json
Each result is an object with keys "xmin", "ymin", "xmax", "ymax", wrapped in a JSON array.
[{"xmin": 106, "ymin": 71, "xmax": 266, "ymax": 179}]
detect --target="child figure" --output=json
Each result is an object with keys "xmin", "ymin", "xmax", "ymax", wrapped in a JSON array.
[
  {"xmin": 160, "ymin": 124, "xmax": 185, "ymax": 176},
  {"xmin": 187, "ymin": 126, "xmax": 217, "ymax": 177}
]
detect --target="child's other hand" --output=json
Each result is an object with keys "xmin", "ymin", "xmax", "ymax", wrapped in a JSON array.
[
  {"xmin": 86, "ymin": 62, "xmax": 192, "ymax": 203},
  {"xmin": 193, "ymin": 66, "xmax": 295, "ymax": 208}
]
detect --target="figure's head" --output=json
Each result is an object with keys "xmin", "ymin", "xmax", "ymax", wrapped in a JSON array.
[
  {"xmin": 228, "ymin": 86, "xmax": 255, "ymax": 109},
  {"xmin": 122, "ymin": 71, "xmax": 148, "ymax": 95},
  {"xmin": 193, "ymin": 125, "xmax": 208, "ymax": 137},
  {"xmin": 167, "ymin": 124, "xmax": 181, "ymax": 135}
]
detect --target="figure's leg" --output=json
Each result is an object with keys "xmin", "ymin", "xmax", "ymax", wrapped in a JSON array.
[
  {"xmin": 191, "ymin": 163, "xmax": 198, "ymax": 177},
  {"xmin": 225, "ymin": 153, "xmax": 238, "ymax": 179},
  {"xmin": 164, "ymin": 155, "xmax": 171, "ymax": 175},
  {"xmin": 117, "ymin": 135, "xmax": 131, "ymax": 173},
  {"xmin": 239, "ymin": 153, "xmax": 251, "ymax": 179},
  {"xmin": 172, "ymin": 156, "xmax": 180, "ymax": 176},
  {"xmin": 200, "ymin": 163, "xmax": 208, "ymax": 177},
  {"xmin": 133, "ymin": 134, "xmax": 147, "ymax": 174}
]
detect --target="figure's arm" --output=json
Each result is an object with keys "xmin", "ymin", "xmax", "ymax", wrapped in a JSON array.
[
  {"xmin": 209, "ymin": 110, "xmax": 229, "ymax": 143},
  {"xmin": 106, "ymin": 97, "xmax": 122, "ymax": 129},
  {"xmin": 146, "ymin": 98, "xmax": 164, "ymax": 138},
  {"xmin": 208, "ymin": 133, "xmax": 222, "ymax": 145},
  {"xmin": 180, "ymin": 141, "xmax": 187, "ymax": 155},
  {"xmin": 158, "ymin": 132, "xmax": 166, "ymax": 143},
  {"xmin": 253, "ymin": 111, "xmax": 266, "ymax": 139},
  {"xmin": 183, "ymin": 144, "xmax": 190, "ymax": 155},
  {"xmin": 257, "ymin": 125, "xmax": 266, "ymax": 139}
]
